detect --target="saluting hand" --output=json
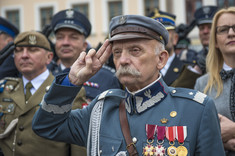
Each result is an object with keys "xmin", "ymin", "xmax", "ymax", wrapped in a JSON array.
[{"xmin": 69, "ymin": 39, "xmax": 112, "ymax": 86}]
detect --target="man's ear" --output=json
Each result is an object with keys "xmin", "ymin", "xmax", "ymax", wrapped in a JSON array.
[
  {"xmin": 173, "ymin": 32, "xmax": 179, "ymax": 46},
  {"xmin": 46, "ymin": 52, "xmax": 54, "ymax": 65},
  {"xmin": 156, "ymin": 50, "xmax": 169, "ymax": 70},
  {"xmin": 83, "ymin": 41, "xmax": 88, "ymax": 51}
]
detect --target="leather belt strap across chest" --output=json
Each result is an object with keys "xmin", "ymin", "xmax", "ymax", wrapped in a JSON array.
[{"xmin": 119, "ymin": 99, "xmax": 139, "ymax": 156}]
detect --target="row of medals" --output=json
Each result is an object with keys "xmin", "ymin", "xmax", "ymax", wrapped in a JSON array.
[{"xmin": 143, "ymin": 140, "xmax": 188, "ymax": 156}]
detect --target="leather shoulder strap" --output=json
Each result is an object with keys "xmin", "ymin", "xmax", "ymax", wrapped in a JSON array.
[{"xmin": 119, "ymin": 99, "xmax": 139, "ymax": 156}]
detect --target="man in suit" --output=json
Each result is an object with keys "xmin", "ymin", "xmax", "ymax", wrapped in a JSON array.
[
  {"xmin": 32, "ymin": 15, "xmax": 225, "ymax": 155},
  {"xmin": 48, "ymin": 9, "xmax": 121, "ymax": 103},
  {"xmin": 0, "ymin": 31, "xmax": 86, "ymax": 155},
  {"xmin": 171, "ymin": 6, "xmax": 218, "ymax": 88},
  {"xmin": 0, "ymin": 17, "xmax": 19, "ymax": 79},
  {"xmin": 149, "ymin": 10, "xmax": 184, "ymax": 86}
]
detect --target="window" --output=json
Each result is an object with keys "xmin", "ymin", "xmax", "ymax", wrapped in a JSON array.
[
  {"xmin": 217, "ymin": 0, "xmax": 235, "ymax": 8},
  {"xmin": 144, "ymin": 0, "xmax": 159, "ymax": 16},
  {"xmin": 186, "ymin": 0, "xmax": 202, "ymax": 24},
  {"xmin": 108, "ymin": 1, "xmax": 123, "ymax": 22},
  {"xmin": 40, "ymin": 7, "xmax": 53, "ymax": 31},
  {"xmin": 6, "ymin": 10, "xmax": 20, "ymax": 30},
  {"xmin": 73, "ymin": 3, "xmax": 89, "ymax": 19}
]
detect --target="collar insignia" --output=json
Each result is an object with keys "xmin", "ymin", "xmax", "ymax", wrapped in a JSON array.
[{"xmin": 125, "ymin": 79, "xmax": 167, "ymax": 114}]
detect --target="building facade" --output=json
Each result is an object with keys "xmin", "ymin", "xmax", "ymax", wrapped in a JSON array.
[{"xmin": 0, "ymin": 0, "xmax": 233, "ymax": 49}]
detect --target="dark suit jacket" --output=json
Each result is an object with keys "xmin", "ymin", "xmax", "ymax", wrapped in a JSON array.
[{"xmin": 163, "ymin": 55, "xmax": 184, "ymax": 86}]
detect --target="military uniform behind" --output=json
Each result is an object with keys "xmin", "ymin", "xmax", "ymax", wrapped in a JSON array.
[
  {"xmin": 48, "ymin": 9, "xmax": 122, "ymax": 103},
  {"xmin": 149, "ymin": 10, "xmax": 185, "ymax": 86},
  {"xmin": 0, "ymin": 73, "xmax": 87, "ymax": 156},
  {"xmin": 0, "ymin": 17, "xmax": 19, "ymax": 80},
  {"xmin": 0, "ymin": 31, "xmax": 87, "ymax": 156}
]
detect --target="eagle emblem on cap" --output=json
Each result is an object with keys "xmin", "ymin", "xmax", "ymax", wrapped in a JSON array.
[
  {"xmin": 202, "ymin": 7, "xmax": 210, "ymax": 18},
  {"xmin": 66, "ymin": 9, "xmax": 74, "ymax": 18},
  {"xmin": 119, "ymin": 16, "xmax": 127, "ymax": 25},
  {"xmin": 29, "ymin": 35, "xmax": 36, "ymax": 45}
]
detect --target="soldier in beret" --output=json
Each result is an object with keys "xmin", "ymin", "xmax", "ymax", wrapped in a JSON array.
[
  {"xmin": 32, "ymin": 15, "xmax": 225, "ymax": 155},
  {"xmin": 0, "ymin": 31, "xmax": 86, "ymax": 156},
  {"xmin": 0, "ymin": 17, "xmax": 19, "ymax": 79},
  {"xmin": 48, "ymin": 9, "xmax": 121, "ymax": 103},
  {"xmin": 149, "ymin": 9, "xmax": 185, "ymax": 86}
]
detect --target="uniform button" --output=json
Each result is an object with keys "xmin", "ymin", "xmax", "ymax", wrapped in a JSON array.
[
  {"xmin": 45, "ymin": 86, "xmax": 50, "ymax": 92},
  {"xmin": 99, "ymin": 150, "xmax": 102, "ymax": 154},
  {"xmin": 189, "ymin": 92, "xmax": 194, "ymax": 95},
  {"xmin": 172, "ymin": 90, "xmax": 176, "ymax": 93},
  {"xmin": 132, "ymin": 137, "xmax": 137, "ymax": 143},
  {"xmin": 19, "ymin": 126, "xmax": 24, "ymax": 131},
  {"xmin": 17, "ymin": 141, "xmax": 22, "ymax": 146}
]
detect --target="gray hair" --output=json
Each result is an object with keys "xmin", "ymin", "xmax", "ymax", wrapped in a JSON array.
[{"xmin": 155, "ymin": 42, "xmax": 165, "ymax": 54}]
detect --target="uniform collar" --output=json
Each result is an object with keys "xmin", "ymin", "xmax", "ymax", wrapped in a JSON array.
[
  {"xmin": 23, "ymin": 69, "xmax": 50, "ymax": 94},
  {"xmin": 125, "ymin": 74, "xmax": 168, "ymax": 114}
]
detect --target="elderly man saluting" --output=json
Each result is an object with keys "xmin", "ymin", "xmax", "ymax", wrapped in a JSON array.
[{"xmin": 32, "ymin": 15, "xmax": 225, "ymax": 155}]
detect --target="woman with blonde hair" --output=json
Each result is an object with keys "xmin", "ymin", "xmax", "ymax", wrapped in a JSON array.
[{"xmin": 195, "ymin": 7, "xmax": 235, "ymax": 155}]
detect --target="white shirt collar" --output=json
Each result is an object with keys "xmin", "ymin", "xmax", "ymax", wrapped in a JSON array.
[
  {"xmin": 60, "ymin": 63, "xmax": 67, "ymax": 71},
  {"xmin": 23, "ymin": 69, "xmax": 50, "ymax": 95},
  {"xmin": 160, "ymin": 52, "xmax": 175, "ymax": 76},
  {"xmin": 223, "ymin": 62, "xmax": 232, "ymax": 71}
]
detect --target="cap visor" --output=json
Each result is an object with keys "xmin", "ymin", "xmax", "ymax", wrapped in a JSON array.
[
  {"xmin": 197, "ymin": 19, "xmax": 212, "ymax": 25},
  {"xmin": 54, "ymin": 24, "xmax": 85, "ymax": 34},
  {"xmin": 165, "ymin": 26, "xmax": 175, "ymax": 30},
  {"xmin": 109, "ymin": 33, "xmax": 153, "ymax": 42}
]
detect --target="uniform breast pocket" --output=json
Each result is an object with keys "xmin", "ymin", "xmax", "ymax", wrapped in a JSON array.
[
  {"xmin": 99, "ymin": 134, "xmax": 123, "ymax": 156},
  {"xmin": 0, "ymin": 102, "xmax": 16, "ymax": 115},
  {"xmin": 0, "ymin": 102, "xmax": 17, "ymax": 134}
]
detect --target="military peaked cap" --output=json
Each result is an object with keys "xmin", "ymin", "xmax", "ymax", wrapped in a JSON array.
[
  {"xmin": 51, "ymin": 9, "xmax": 91, "ymax": 38},
  {"xmin": 109, "ymin": 15, "xmax": 169, "ymax": 46},
  {"xmin": 149, "ymin": 9, "xmax": 176, "ymax": 30},
  {"xmin": 194, "ymin": 6, "xmax": 218, "ymax": 25}
]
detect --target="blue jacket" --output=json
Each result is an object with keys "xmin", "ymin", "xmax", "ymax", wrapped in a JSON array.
[{"xmin": 32, "ymin": 75, "xmax": 225, "ymax": 156}]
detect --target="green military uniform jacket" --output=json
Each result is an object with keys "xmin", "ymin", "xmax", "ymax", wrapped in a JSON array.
[
  {"xmin": 0, "ymin": 73, "xmax": 87, "ymax": 156},
  {"xmin": 171, "ymin": 65, "xmax": 202, "ymax": 89}
]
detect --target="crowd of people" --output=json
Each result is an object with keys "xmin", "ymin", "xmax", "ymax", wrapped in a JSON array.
[{"xmin": 0, "ymin": 4, "xmax": 235, "ymax": 156}]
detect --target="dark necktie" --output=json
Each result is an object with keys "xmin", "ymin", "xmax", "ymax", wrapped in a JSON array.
[
  {"xmin": 25, "ymin": 82, "xmax": 33, "ymax": 101},
  {"xmin": 220, "ymin": 69, "xmax": 235, "ymax": 121}
]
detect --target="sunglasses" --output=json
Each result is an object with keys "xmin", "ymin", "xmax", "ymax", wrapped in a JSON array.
[{"xmin": 216, "ymin": 25, "xmax": 235, "ymax": 35}]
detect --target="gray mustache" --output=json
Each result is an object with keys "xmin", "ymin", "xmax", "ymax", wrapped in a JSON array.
[{"xmin": 115, "ymin": 66, "xmax": 141, "ymax": 77}]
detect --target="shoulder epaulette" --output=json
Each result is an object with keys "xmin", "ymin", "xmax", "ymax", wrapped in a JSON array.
[
  {"xmin": 3, "ymin": 77, "xmax": 20, "ymax": 82},
  {"xmin": 102, "ymin": 65, "xmax": 116, "ymax": 73},
  {"xmin": 169, "ymin": 87, "xmax": 207, "ymax": 105},
  {"xmin": 97, "ymin": 89, "xmax": 126, "ymax": 100}
]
